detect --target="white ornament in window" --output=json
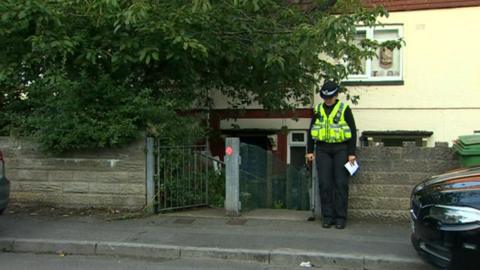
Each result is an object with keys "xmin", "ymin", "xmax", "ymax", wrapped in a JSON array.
[{"xmin": 380, "ymin": 47, "xmax": 393, "ymax": 69}]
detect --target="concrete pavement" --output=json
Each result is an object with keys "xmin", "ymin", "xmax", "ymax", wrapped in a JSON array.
[{"xmin": 0, "ymin": 208, "xmax": 435, "ymax": 270}]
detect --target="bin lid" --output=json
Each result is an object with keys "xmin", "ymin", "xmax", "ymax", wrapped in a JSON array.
[
  {"xmin": 458, "ymin": 135, "xmax": 480, "ymax": 146},
  {"xmin": 455, "ymin": 140, "xmax": 480, "ymax": 149},
  {"xmin": 454, "ymin": 143, "xmax": 480, "ymax": 155}
]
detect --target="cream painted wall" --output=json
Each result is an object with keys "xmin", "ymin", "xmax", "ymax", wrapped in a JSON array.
[
  {"xmin": 346, "ymin": 6, "xmax": 480, "ymax": 108},
  {"xmin": 216, "ymin": 7, "xmax": 480, "ymax": 146},
  {"xmin": 220, "ymin": 118, "xmax": 310, "ymax": 130},
  {"xmin": 354, "ymin": 109, "xmax": 476, "ymax": 143},
  {"xmin": 343, "ymin": 6, "xmax": 480, "ymax": 146}
]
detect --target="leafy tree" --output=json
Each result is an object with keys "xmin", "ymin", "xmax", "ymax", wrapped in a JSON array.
[{"xmin": 0, "ymin": 0, "xmax": 401, "ymax": 152}]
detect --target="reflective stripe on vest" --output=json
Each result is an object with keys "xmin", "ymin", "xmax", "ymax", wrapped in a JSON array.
[{"xmin": 310, "ymin": 102, "xmax": 352, "ymax": 143}]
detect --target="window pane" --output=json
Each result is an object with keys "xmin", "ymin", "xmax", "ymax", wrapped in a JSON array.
[
  {"xmin": 292, "ymin": 132, "xmax": 305, "ymax": 142},
  {"xmin": 373, "ymin": 29, "xmax": 399, "ymax": 40},
  {"xmin": 352, "ymin": 31, "xmax": 367, "ymax": 75},
  {"xmin": 371, "ymin": 29, "xmax": 401, "ymax": 78}
]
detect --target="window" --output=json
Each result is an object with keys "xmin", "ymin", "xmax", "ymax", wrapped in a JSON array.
[
  {"xmin": 287, "ymin": 131, "xmax": 307, "ymax": 168},
  {"xmin": 346, "ymin": 25, "xmax": 403, "ymax": 83}
]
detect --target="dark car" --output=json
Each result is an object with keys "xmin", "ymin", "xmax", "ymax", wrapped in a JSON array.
[
  {"xmin": 0, "ymin": 150, "xmax": 10, "ymax": 214},
  {"xmin": 410, "ymin": 166, "xmax": 480, "ymax": 270}
]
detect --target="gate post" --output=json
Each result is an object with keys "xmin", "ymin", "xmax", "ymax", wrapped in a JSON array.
[
  {"xmin": 145, "ymin": 137, "xmax": 155, "ymax": 214},
  {"xmin": 225, "ymin": 137, "xmax": 241, "ymax": 216}
]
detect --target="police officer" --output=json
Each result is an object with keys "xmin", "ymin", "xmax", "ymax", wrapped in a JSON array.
[{"xmin": 305, "ymin": 81, "xmax": 357, "ymax": 229}]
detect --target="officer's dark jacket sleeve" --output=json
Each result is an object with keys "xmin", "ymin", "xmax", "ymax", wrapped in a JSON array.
[
  {"xmin": 307, "ymin": 111, "xmax": 316, "ymax": 154},
  {"xmin": 344, "ymin": 106, "xmax": 357, "ymax": 156}
]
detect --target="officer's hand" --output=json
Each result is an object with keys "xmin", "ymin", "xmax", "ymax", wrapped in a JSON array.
[
  {"xmin": 348, "ymin": 155, "xmax": 356, "ymax": 165},
  {"xmin": 305, "ymin": 153, "xmax": 314, "ymax": 163}
]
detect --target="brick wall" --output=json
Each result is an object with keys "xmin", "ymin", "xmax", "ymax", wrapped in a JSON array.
[
  {"xmin": 349, "ymin": 142, "xmax": 459, "ymax": 222},
  {"xmin": 0, "ymin": 137, "xmax": 146, "ymax": 210}
]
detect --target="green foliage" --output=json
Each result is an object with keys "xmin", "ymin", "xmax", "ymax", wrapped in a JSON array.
[
  {"xmin": 207, "ymin": 169, "xmax": 226, "ymax": 208},
  {"xmin": 273, "ymin": 200, "xmax": 285, "ymax": 209},
  {"xmin": 21, "ymin": 71, "xmax": 152, "ymax": 152},
  {"xmin": 0, "ymin": 0, "xmax": 401, "ymax": 152}
]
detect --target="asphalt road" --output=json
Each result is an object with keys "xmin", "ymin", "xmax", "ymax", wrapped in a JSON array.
[{"xmin": 0, "ymin": 253, "xmax": 352, "ymax": 270}]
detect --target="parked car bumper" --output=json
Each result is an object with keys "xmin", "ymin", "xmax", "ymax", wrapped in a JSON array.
[{"xmin": 410, "ymin": 212, "xmax": 480, "ymax": 269}]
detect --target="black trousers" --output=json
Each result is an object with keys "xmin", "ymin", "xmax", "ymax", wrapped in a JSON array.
[{"xmin": 315, "ymin": 143, "xmax": 349, "ymax": 222}]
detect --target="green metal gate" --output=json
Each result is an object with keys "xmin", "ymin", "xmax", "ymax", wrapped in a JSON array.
[
  {"xmin": 145, "ymin": 137, "xmax": 310, "ymax": 214},
  {"xmin": 238, "ymin": 142, "xmax": 311, "ymax": 211}
]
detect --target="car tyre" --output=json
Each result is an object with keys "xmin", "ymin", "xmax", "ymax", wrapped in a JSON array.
[{"xmin": 0, "ymin": 208, "xmax": 4, "ymax": 215}]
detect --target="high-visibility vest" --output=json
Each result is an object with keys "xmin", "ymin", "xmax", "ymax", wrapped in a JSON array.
[{"xmin": 310, "ymin": 102, "xmax": 352, "ymax": 143}]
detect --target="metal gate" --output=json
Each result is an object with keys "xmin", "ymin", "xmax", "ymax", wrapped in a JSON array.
[
  {"xmin": 147, "ymin": 138, "xmax": 217, "ymax": 212},
  {"xmin": 145, "ymin": 137, "xmax": 311, "ymax": 214},
  {"xmin": 238, "ymin": 142, "xmax": 311, "ymax": 211}
]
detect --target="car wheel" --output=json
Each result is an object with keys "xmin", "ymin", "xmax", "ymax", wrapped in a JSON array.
[{"xmin": 0, "ymin": 208, "xmax": 4, "ymax": 215}]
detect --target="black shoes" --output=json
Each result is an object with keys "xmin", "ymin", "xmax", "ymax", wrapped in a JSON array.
[
  {"xmin": 335, "ymin": 219, "xmax": 346, "ymax": 229},
  {"xmin": 322, "ymin": 222, "xmax": 332, "ymax": 228},
  {"xmin": 321, "ymin": 218, "xmax": 334, "ymax": 228},
  {"xmin": 322, "ymin": 218, "xmax": 346, "ymax": 229}
]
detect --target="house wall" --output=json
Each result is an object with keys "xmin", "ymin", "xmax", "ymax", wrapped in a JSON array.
[
  {"xmin": 343, "ymin": 6, "xmax": 480, "ymax": 146},
  {"xmin": 214, "ymin": 6, "xmax": 480, "ymax": 148},
  {"xmin": 0, "ymin": 137, "xmax": 146, "ymax": 210},
  {"xmin": 209, "ymin": 109, "xmax": 313, "ymax": 162}
]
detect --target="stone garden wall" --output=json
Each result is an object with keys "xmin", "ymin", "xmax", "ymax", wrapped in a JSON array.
[
  {"xmin": 0, "ymin": 137, "xmax": 146, "ymax": 210},
  {"xmin": 350, "ymin": 142, "xmax": 459, "ymax": 221},
  {"xmin": 0, "ymin": 136, "xmax": 460, "ymax": 221}
]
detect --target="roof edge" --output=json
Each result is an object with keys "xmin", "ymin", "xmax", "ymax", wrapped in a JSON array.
[{"xmin": 364, "ymin": 0, "xmax": 480, "ymax": 12}]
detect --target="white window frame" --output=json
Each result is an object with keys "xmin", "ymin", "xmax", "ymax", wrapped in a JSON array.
[
  {"xmin": 345, "ymin": 25, "xmax": 404, "ymax": 82},
  {"xmin": 287, "ymin": 130, "xmax": 307, "ymax": 165}
]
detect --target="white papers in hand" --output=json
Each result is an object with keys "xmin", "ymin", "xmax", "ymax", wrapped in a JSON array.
[{"xmin": 344, "ymin": 160, "xmax": 359, "ymax": 176}]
